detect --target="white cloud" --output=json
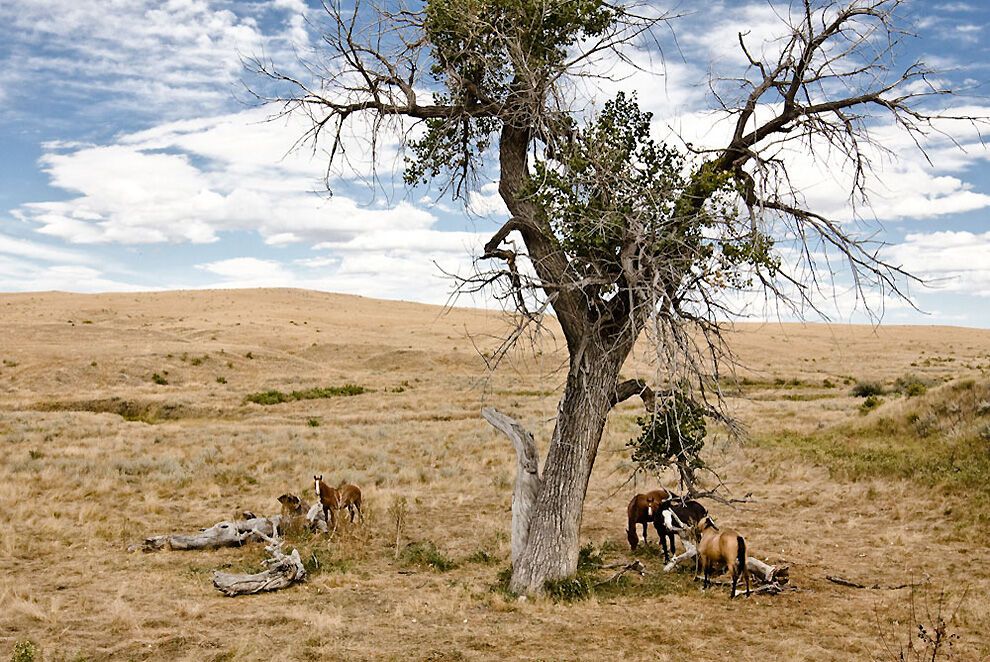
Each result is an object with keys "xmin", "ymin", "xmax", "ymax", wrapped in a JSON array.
[
  {"xmin": 0, "ymin": 232, "xmax": 94, "ymax": 264},
  {"xmin": 0, "ymin": 0, "xmax": 310, "ymax": 120},
  {"xmin": 886, "ymin": 230, "xmax": 990, "ymax": 297},
  {"xmin": 14, "ymin": 107, "xmax": 427, "ymax": 246}
]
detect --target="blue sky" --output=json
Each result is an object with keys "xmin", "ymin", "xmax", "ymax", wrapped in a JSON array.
[{"xmin": 1, "ymin": 1, "xmax": 990, "ymax": 327}]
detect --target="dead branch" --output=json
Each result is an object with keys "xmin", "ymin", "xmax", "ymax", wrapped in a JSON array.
[
  {"xmin": 827, "ymin": 574, "xmax": 929, "ymax": 590},
  {"xmin": 595, "ymin": 560, "xmax": 646, "ymax": 586},
  {"xmin": 212, "ymin": 532, "xmax": 306, "ymax": 596}
]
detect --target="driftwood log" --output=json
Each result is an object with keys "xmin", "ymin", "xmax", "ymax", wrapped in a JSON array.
[
  {"xmin": 129, "ymin": 516, "xmax": 281, "ymax": 553},
  {"xmin": 482, "ymin": 407, "xmax": 542, "ymax": 567},
  {"xmin": 212, "ymin": 531, "xmax": 306, "ymax": 596}
]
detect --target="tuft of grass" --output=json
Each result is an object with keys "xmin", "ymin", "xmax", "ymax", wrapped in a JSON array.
[
  {"xmin": 543, "ymin": 575, "xmax": 593, "ymax": 602},
  {"xmin": 245, "ymin": 384, "xmax": 368, "ymax": 405},
  {"xmin": 216, "ymin": 376, "xmax": 227, "ymax": 384},
  {"xmin": 894, "ymin": 373, "xmax": 931, "ymax": 397},
  {"xmin": 307, "ymin": 418, "xmax": 321, "ymax": 427},
  {"xmin": 465, "ymin": 549, "xmax": 500, "ymax": 565},
  {"xmin": 151, "ymin": 372, "xmax": 168, "ymax": 386},
  {"xmin": 399, "ymin": 541, "xmax": 457, "ymax": 572}
]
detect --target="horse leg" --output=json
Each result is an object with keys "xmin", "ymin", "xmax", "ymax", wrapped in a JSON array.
[{"xmin": 730, "ymin": 571, "xmax": 738, "ymax": 599}]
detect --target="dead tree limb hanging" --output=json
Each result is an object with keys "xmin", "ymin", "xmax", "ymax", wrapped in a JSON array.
[
  {"xmin": 212, "ymin": 531, "xmax": 306, "ymax": 596},
  {"xmin": 128, "ymin": 516, "xmax": 281, "ymax": 553},
  {"xmin": 481, "ymin": 407, "xmax": 542, "ymax": 567}
]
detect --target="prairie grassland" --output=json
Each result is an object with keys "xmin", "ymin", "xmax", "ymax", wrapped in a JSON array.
[{"xmin": 1, "ymin": 289, "xmax": 989, "ymax": 661}]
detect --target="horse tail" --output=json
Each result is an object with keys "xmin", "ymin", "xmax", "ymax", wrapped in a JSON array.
[{"xmin": 736, "ymin": 536, "xmax": 746, "ymax": 576}]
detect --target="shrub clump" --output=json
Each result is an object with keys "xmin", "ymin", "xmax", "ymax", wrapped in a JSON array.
[
  {"xmin": 852, "ymin": 380, "xmax": 885, "ymax": 397},
  {"xmin": 859, "ymin": 395, "xmax": 883, "ymax": 414},
  {"xmin": 245, "ymin": 384, "xmax": 367, "ymax": 405},
  {"xmin": 894, "ymin": 374, "xmax": 930, "ymax": 397}
]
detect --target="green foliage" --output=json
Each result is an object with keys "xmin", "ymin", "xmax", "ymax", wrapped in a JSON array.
[
  {"xmin": 244, "ymin": 384, "xmax": 367, "ymax": 405},
  {"xmin": 306, "ymin": 417, "xmax": 321, "ymax": 427},
  {"xmin": 408, "ymin": 0, "xmax": 613, "ymax": 188},
  {"xmin": 860, "ymin": 395, "xmax": 884, "ymax": 414},
  {"xmin": 543, "ymin": 575, "xmax": 593, "ymax": 602},
  {"xmin": 626, "ymin": 391, "xmax": 707, "ymax": 478},
  {"xmin": 11, "ymin": 641, "xmax": 40, "ymax": 662},
  {"xmin": 151, "ymin": 372, "xmax": 168, "ymax": 386},
  {"xmin": 399, "ymin": 541, "xmax": 457, "ymax": 572}
]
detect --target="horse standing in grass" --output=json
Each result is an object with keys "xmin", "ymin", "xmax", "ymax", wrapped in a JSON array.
[
  {"xmin": 694, "ymin": 515, "xmax": 750, "ymax": 598},
  {"xmin": 626, "ymin": 489, "xmax": 674, "ymax": 559},
  {"xmin": 314, "ymin": 475, "xmax": 363, "ymax": 531}
]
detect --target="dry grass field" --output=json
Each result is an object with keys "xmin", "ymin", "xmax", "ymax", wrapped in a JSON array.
[{"xmin": 2, "ymin": 289, "xmax": 989, "ymax": 661}]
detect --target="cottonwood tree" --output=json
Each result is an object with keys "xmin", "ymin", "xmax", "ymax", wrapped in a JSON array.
[{"xmin": 254, "ymin": 0, "xmax": 978, "ymax": 594}]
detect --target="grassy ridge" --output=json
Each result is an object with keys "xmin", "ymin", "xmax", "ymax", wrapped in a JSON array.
[{"xmin": 754, "ymin": 378, "xmax": 990, "ymax": 524}]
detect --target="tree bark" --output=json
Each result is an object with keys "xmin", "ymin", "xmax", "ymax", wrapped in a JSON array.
[
  {"xmin": 508, "ymin": 344, "xmax": 626, "ymax": 594},
  {"xmin": 481, "ymin": 407, "xmax": 542, "ymax": 567}
]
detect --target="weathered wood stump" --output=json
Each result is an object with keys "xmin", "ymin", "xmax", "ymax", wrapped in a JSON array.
[{"xmin": 212, "ymin": 534, "xmax": 307, "ymax": 597}]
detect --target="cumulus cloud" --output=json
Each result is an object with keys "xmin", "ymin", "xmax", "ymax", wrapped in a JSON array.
[{"xmin": 13, "ymin": 107, "xmax": 430, "ymax": 245}]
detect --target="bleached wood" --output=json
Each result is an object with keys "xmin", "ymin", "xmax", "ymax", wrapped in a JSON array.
[
  {"xmin": 481, "ymin": 407, "xmax": 542, "ymax": 567},
  {"xmin": 212, "ymin": 532, "xmax": 306, "ymax": 596},
  {"xmin": 129, "ymin": 516, "xmax": 281, "ymax": 552}
]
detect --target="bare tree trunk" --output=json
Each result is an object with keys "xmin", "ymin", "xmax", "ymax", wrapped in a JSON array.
[
  {"xmin": 481, "ymin": 407, "xmax": 542, "ymax": 567},
  {"xmin": 508, "ymin": 346, "xmax": 624, "ymax": 594}
]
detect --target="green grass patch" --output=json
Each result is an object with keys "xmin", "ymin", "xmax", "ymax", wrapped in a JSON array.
[
  {"xmin": 399, "ymin": 541, "xmax": 457, "ymax": 572},
  {"xmin": 245, "ymin": 384, "xmax": 368, "ymax": 405}
]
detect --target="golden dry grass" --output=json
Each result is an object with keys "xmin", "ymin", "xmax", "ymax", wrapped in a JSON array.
[{"xmin": 1, "ymin": 289, "xmax": 989, "ymax": 661}]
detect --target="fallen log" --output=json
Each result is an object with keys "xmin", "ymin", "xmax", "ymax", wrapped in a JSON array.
[
  {"xmin": 129, "ymin": 516, "xmax": 281, "ymax": 552},
  {"xmin": 826, "ymin": 574, "xmax": 928, "ymax": 590},
  {"xmin": 212, "ymin": 532, "xmax": 306, "ymax": 596}
]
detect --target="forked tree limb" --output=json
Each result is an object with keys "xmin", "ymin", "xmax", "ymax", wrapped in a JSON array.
[{"xmin": 481, "ymin": 407, "xmax": 542, "ymax": 567}]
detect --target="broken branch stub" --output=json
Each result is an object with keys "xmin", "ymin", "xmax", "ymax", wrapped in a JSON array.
[{"xmin": 481, "ymin": 407, "xmax": 542, "ymax": 568}]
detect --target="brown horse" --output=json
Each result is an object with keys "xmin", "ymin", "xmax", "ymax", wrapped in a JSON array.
[
  {"xmin": 694, "ymin": 515, "xmax": 750, "ymax": 598},
  {"xmin": 314, "ymin": 475, "xmax": 363, "ymax": 530},
  {"xmin": 626, "ymin": 489, "xmax": 673, "ymax": 559}
]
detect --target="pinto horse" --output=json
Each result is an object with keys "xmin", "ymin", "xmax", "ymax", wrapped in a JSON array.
[{"xmin": 626, "ymin": 489, "xmax": 674, "ymax": 559}]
